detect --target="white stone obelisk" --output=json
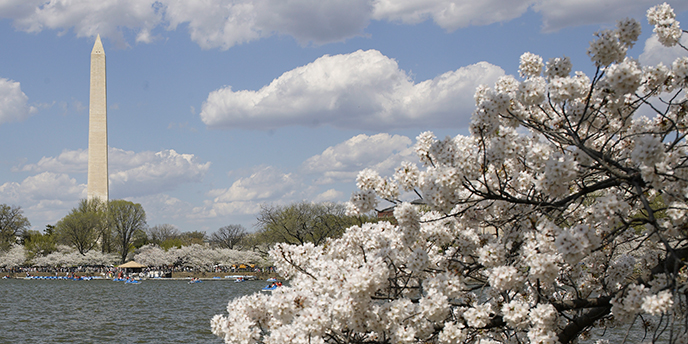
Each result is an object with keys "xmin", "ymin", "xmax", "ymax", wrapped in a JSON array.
[{"xmin": 87, "ymin": 34, "xmax": 109, "ymax": 201}]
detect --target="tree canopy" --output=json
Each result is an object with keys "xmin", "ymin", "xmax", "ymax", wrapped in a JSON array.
[
  {"xmin": 255, "ymin": 201, "xmax": 365, "ymax": 247},
  {"xmin": 146, "ymin": 223, "xmax": 180, "ymax": 245},
  {"xmin": 211, "ymin": 224, "xmax": 247, "ymax": 249},
  {"xmin": 54, "ymin": 199, "xmax": 106, "ymax": 255},
  {"xmin": 108, "ymin": 200, "xmax": 147, "ymax": 264}
]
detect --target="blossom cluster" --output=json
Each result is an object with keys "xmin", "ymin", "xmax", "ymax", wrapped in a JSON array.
[
  {"xmin": 134, "ymin": 244, "xmax": 266, "ymax": 269},
  {"xmin": 0, "ymin": 243, "xmax": 266, "ymax": 271},
  {"xmin": 0, "ymin": 244, "xmax": 120, "ymax": 268},
  {"xmin": 647, "ymin": 2, "xmax": 683, "ymax": 46},
  {"xmin": 0, "ymin": 245, "xmax": 28, "ymax": 268},
  {"xmin": 213, "ymin": 4, "xmax": 688, "ymax": 344}
]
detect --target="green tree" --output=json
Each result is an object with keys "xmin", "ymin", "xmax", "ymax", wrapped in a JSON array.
[
  {"xmin": 160, "ymin": 237, "xmax": 184, "ymax": 250},
  {"xmin": 44, "ymin": 224, "xmax": 56, "ymax": 236},
  {"xmin": 108, "ymin": 200, "xmax": 147, "ymax": 264},
  {"xmin": 131, "ymin": 229, "xmax": 149, "ymax": 249},
  {"xmin": 255, "ymin": 202, "xmax": 362, "ymax": 247},
  {"xmin": 74, "ymin": 198, "xmax": 112, "ymax": 253},
  {"xmin": 55, "ymin": 200, "xmax": 105, "ymax": 255},
  {"xmin": 0, "ymin": 204, "xmax": 31, "ymax": 251},
  {"xmin": 178, "ymin": 231, "xmax": 206, "ymax": 246},
  {"xmin": 22, "ymin": 228, "xmax": 57, "ymax": 258}
]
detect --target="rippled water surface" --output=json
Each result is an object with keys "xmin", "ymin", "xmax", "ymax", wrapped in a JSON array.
[
  {"xmin": 0, "ymin": 278, "xmax": 266, "ymax": 343},
  {"xmin": 3, "ymin": 278, "xmax": 676, "ymax": 343}
]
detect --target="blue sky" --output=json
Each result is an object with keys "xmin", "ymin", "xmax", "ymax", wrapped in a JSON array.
[{"xmin": 0, "ymin": 0, "xmax": 686, "ymax": 234}]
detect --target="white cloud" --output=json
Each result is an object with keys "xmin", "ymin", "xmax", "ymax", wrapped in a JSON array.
[
  {"xmin": 109, "ymin": 148, "xmax": 211, "ymax": 198},
  {"xmin": 0, "ymin": 78, "xmax": 36, "ymax": 125},
  {"xmin": 9, "ymin": 0, "xmax": 163, "ymax": 49},
  {"xmin": 5, "ymin": 0, "xmax": 682, "ymax": 50},
  {"xmin": 374, "ymin": 0, "xmax": 687, "ymax": 33},
  {"xmin": 208, "ymin": 165, "xmax": 298, "ymax": 203},
  {"xmin": 531, "ymin": 0, "xmax": 683, "ymax": 32},
  {"xmin": 1, "ymin": 0, "xmax": 370, "ymax": 50},
  {"xmin": 18, "ymin": 149, "xmax": 88, "ymax": 173},
  {"xmin": 0, "ymin": 172, "xmax": 85, "ymax": 203},
  {"xmin": 16, "ymin": 147, "xmax": 211, "ymax": 198},
  {"xmin": 191, "ymin": 201, "xmax": 261, "ymax": 219},
  {"xmin": 313, "ymin": 189, "xmax": 343, "ymax": 202},
  {"xmin": 0, "ymin": 0, "xmax": 44, "ymax": 18},
  {"xmin": 639, "ymin": 34, "xmax": 688, "ymax": 67},
  {"xmin": 0, "ymin": 172, "xmax": 86, "ymax": 229},
  {"xmin": 372, "ymin": 0, "xmax": 532, "ymax": 31},
  {"xmin": 192, "ymin": 165, "xmax": 301, "ymax": 218},
  {"xmin": 128, "ymin": 193, "xmax": 195, "ymax": 224},
  {"xmin": 301, "ymin": 133, "xmax": 415, "ymax": 184},
  {"xmin": 165, "ymin": 0, "xmax": 373, "ymax": 49},
  {"xmin": 189, "ymin": 133, "xmax": 418, "ymax": 221},
  {"xmin": 200, "ymin": 50, "xmax": 504, "ymax": 130},
  {"xmin": 254, "ymin": 0, "xmax": 372, "ymax": 45}
]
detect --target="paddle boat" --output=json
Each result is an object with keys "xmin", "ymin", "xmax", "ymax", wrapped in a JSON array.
[
  {"xmin": 188, "ymin": 278, "xmax": 202, "ymax": 284},
  {"xmin": 261, "ymin": 285, "xmax": 278, "ymax": 292},
  {"xmin": 125, "ymin": 279, "xmax": 141, "ymax": 284},
  {"xmin": 261, "ymin": 281, "xmax": 283, "ymax": 292}
]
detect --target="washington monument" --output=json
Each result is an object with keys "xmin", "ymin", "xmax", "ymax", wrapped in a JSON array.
[{"xmin": 87, "ymin": 34, "xmax": 108, "ymax": 201}]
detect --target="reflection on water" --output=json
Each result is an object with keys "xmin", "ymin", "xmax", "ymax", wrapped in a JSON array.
[{"xmin": 0, "ymin": 278, "xmax": 264, "ymax": 343}]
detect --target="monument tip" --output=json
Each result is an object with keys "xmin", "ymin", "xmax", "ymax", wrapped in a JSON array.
[{"xmin": 92, "ymin": 34, "xmax": 104, "ymax": 55}]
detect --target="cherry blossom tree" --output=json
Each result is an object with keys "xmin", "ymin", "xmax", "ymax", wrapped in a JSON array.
[
  {"xmin": 0, "ymin": 245, "xmax": 26, "ymax": 268},
  {"xmin": 133, "ymin": 243, "xmax": 267, "ymax": 270},
  {"xmin": 31, "ymin": 245, "xmax": 118, "ymax": 267},
  {"xmin": 134, "ymin": 244, "xmax": 175, "ymax": 267},
  {"xmin": 213, "ymin": 4, "xmax": 688, "ymax": 344}
]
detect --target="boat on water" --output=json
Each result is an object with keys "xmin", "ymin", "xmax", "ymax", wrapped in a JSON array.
[
  {"xmin": 188, "ymin": 278, "xmax": 202, "ymax": 284},
  {"xmin": 261, "ymin": 281, "xmax": 283, "ymax": 292},
  {"xmin": 125, "ymin": 280, "xmax": 141, "ymax": 284},
  {"xmin": 261, "ymin": 285, "xmax": 279, "ymax": 292}
]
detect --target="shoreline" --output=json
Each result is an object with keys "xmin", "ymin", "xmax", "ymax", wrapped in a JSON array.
[{"xmin": 3, "ymin": 271, "xmax": 280, "ymax": 281}]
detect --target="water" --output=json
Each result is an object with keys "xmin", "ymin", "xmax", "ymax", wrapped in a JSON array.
[
  {"xmin": 3, "ymin": 278, "xmax": 675, "ymax": 343},
  {"xmin": 0, "ymin": 278, "xmax": 266, "ymax": 343}
]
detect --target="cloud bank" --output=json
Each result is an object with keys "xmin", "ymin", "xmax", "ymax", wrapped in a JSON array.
[
  {"xmin": 109, "ymin": 149, "xmax": 211, "ymax": 198},
  {"xmin": 2, "ymin": 0, "xmax": 684, "ymax": 49},
  {"xmin": 200, "ymin": 49, "xmax": 504, "ymax": 130},
  {"xmin": 15, "ymin": 147, "xmax": 211, "ymax": 198},
  {"xmin": 9, "ymin": 132, "xmax": 417, "ymax": 229}
]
